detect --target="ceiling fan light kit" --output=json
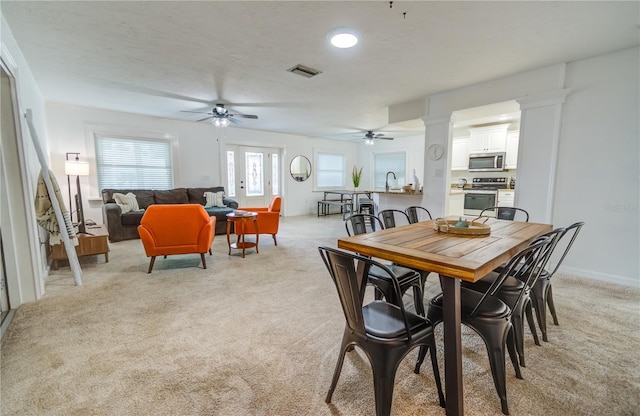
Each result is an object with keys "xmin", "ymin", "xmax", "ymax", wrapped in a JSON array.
[
  {"xmin": 328, "ymin": 28, "xmax": 359, "ymax": 48},
  {"xmin": 182, "ymin": 103, "xmax": 258, "ymax": 127}
]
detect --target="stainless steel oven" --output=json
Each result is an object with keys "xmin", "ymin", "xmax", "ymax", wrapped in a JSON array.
[
  {"xmin": 463, "ymin": 190, "xmax": 497, "ymax": 216},
  {"xmin": 463, "ymin": 177, "xmax": 508, "ymax": 216}
]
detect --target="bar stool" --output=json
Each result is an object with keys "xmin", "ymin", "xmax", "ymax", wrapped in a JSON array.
[{"xmin": 358, "ymin": 197, "xmax": 375, "ymax": 215}]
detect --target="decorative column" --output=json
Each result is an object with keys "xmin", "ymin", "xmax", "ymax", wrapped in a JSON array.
[
  {"xmin": 420, "ymin": 112, "xmax": 454, "ymax": 218},
  {"xmin": 516, "ymin": 88, "xmax": 571, "ymax": 223}
]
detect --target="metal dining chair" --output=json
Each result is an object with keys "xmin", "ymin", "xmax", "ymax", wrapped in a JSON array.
[
  {"xmin": 318, "ymin": 246, "xmax": 445, "ymax": 416},
  {"xmin": 405, "ymin": 206, "xmax": 433, "ymax": 224},
  {"xmin": 345, "ymin": 213, "xmax": 425, "ymax": 315},
  {"xmin": 420, "ymin": 235, "xmax": 554, "ymax": 415},
  {"xmin": 480, "ymin": 206, "xmax": 529, "ymax": 222},
  {"xmin": 531, "ymin": 221, "xmax": 585, "ymax": 341}
]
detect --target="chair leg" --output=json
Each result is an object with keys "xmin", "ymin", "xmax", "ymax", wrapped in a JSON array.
[
  {"xmin": 325, "ymin": 339, "xmax": 351, "ymax": 404},
  {"xmin": 209, "ymin": 248, "xmax": 212, "ymax": 255},
  {"xmin": 147, "ymin": 257, "xmax": 156, "ymax": 274},
  {"xmin": 474, "ymin": 321, "xmax": 511, "ymax": 415},
  {"xmin": 532, "ymin": 283, "xmax": 550, "ymax": 342},
  {"xmin": 201, "ymin": 253, "xmax": 207, "ymax": 269},
  {"xmin": 547, "ymin": 284, "xmax": 559, "ymax": 326},
  {"xmin": 510, "ymin": 305, "xmax": 526, "ymax": 368},
  {"xmin": 412, "ymin": 284, "xmax": 425, "ymax": 316},
  {"xmin": 370, "ymin": 348, "xmax": 402, "ymax": 416},
  {"xmin": 525, "ymin": 299, "xmax": 540, "ymax": 346},
  {"xmin": 272, "ymin": 234, "xmax": 277, "ymax": 246},
  {"xmin": 427, "ymin": 341, "xmax": 446, "ymax": 408},
  {"xmin": 506, "ymin": 327, "xmax": 522, "ymax": 380}
]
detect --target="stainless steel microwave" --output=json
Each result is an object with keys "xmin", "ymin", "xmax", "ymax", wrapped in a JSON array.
[{"xmin": 468, "ymin": 152, "xmax": 506, "ymax": 172}]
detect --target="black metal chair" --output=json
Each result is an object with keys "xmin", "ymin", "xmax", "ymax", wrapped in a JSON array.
[
  {"xmin": 480, "ymin": 206, "xmax": 529, "ymax": 222},
  {"xmin": 378, "ymin": 209, "xmax": 410, "ymax": 229},
  {"xmin": 419, "ymin": 235, "xmax": 553, "ymax": 415},
  {"xmin": 345, "ymin": 213, "xmax": 425, "ymax": 315},
  {"xmin": 318, "ymin": 246, "xmax": 445, "ymax": 416},
  {"xmin": 531, "ymin": 221, "xmax": 585, "ymax": 341},
  {"xmin": 405, "ymin": 205, "xmax": 433, "ymax": 224},
  {"xmin": 462, "ymin": 228, "xmax": 566, "ymax": 368}
]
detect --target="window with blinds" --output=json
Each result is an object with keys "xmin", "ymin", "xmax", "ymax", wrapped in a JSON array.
[
  {"xmin": 315, "ymin": 152, "xmax": 345, "ymax": 188},
  {"xmin": 94, "ymin": 135, "xmax": 174, "ymax": 190}
]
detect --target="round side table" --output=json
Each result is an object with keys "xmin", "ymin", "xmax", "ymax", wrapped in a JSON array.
[{"xmin": 226, "ymin": 212, "xmax": 259, "ymax": 258}]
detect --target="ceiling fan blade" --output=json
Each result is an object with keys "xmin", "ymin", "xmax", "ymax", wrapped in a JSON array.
[
  {"xmin": 230, "ymin": 113, "xmax": 258, "ymax": 119},
  {"xmin": 181, "ymin": 110, "xmax": 211, "ymax": 115},
  {"xmin": 378, "ymin": 136, "xmax": 394, "ymax": 140},
  {"xmin": 196, "ymin": 115, "xmax": 214, "ymax": 122},
  {"xmin": 228, "ymin": 117, "xmax": 242, "ymax": 125}
]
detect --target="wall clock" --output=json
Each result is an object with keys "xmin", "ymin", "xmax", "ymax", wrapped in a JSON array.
[{"xmin": 428, "ymin": 144, "xmax": 444, "ymax": 161}]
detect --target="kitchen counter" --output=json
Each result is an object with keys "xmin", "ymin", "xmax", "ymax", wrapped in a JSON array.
[{"xmin": 374, "ymin": 190, "xmax": 423, "ymax": 196}]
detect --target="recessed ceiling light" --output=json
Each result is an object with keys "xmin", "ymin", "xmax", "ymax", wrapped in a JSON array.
[{"xmin": 329, "ymin": 28, "xmax": 359, "ymax": 48}]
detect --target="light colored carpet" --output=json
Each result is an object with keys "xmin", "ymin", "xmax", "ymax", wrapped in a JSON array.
[{"xmin": 1, "ymin": 215, "xmax": 639, "ymax": 416}]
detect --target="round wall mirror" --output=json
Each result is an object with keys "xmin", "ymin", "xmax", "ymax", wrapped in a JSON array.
[{"xmin": 290, "ymin": 155, "xmax": 311, "ymax": 182}]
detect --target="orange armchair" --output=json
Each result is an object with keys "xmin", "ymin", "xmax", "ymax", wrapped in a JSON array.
[
  {"xmin": 138, "ymin": 204, "xmax": 216, "ymax": 273},
  {"xmin": 237, "ymin": 196, "xmax": 282, "ymax": 245}
]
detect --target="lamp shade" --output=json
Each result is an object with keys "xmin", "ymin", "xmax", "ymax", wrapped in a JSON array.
[{"xmin": 65, "ymin": 160, "xmax": 90, "ymax": 176}]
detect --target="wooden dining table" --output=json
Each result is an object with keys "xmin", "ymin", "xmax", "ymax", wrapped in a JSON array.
[{"xmin": 337, "ymin": 217, "xmax": 552, "ymax": 416}]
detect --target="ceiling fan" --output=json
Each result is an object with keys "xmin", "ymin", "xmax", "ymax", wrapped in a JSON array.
[
  {"xmin": 182, "ymin": 104, "xmax": 258, "ymax": 127},
  {"xmin": 360, "ymin": 130, "xmax": 394, "ymax": 145}
]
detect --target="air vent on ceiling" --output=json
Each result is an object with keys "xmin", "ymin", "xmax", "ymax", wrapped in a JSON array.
[{"xmin": 287, "ymin": 64, "xmax": 322, "ymax": 78}]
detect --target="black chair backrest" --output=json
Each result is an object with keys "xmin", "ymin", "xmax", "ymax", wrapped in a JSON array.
[
  {"xmin": 481, "ymin": 206, "xmax": 529, "ymax": 222},
  {"xmin": 345, "ymin": 213, "xmax": 384, "ymax": 236},
  {"xmin": 547, "ymin": 221, "xmax": 585, "ymax": 276},
  {"xmin": 405, "ymin": 206, "xmax": 433, "ymax": 224},
  {"xmin": 471, "ymin": 236, "xmax": 552, "ymax": 318},
  {"xmin": 318, "ymin": 246, "xmax": 412, "ymax": 339},
  {"xmin": 378, "ymin": 209, "xmax": 410, "ymax": 229}
]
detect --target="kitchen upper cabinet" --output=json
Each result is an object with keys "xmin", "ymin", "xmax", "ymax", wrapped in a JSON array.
[
  {"xmin": 451, "ymin": 136, "xmax": 470, "ymax": 170},
  {"xmin": 468, "ymin": 124, "xmax": 509, "ymax": 153},
  {"xmin": 505, "ymin": 131, "xmax": 519, "ymax": 169}
]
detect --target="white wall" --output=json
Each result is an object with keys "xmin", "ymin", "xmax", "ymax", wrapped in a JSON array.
[
  {"xmin": 553, "ymin": 47, "xmax": 639, "ymax": 286},
  {"xmin": 44, "ymin": 102, "xmax": 359, "ymax": 222}
]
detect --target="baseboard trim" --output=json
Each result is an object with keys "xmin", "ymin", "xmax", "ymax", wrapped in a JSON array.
[{"xmin": 556, "ymin": 265, "xmax": 639, "ymax": 288}]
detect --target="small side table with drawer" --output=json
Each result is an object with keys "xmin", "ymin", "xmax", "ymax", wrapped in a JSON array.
[{"xmin": 51, "ymin": 224, "xmax": 110, "ymax": 270}]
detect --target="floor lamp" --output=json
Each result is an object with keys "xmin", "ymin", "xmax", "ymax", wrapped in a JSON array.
[{"xmin": 64, "ymin": 153, "xmax": 90, "ymax": 233}]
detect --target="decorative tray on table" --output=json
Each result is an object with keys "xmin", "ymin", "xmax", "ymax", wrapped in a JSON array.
[
  {"xmin": 433, "ymin": 216, "xmax": 491, "ymax": 236},
  {"xmin": 232, "ymin": 210, "xmax": 253, "ymax": 217}
]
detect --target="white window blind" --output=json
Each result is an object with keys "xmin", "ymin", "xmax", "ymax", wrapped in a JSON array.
[
  {"xmin": 316, "ymin": 152, "xmax": 345, "ymax": 188},
  {"xmin": 95, "ymin": 135, "xmax": 173, "ymax": 190}
]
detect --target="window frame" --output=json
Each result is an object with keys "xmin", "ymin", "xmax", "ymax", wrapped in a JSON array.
[
  {"xmin": 83, "ymin": 125, "xmax": 180, "ymax": 199},
  {"xmin": 372, "ymin": 151, "xmax": 407, "ymax": 190},
  {"xmin": 313, "ymin": 149, "xmax": 346, "ymax": 190}
]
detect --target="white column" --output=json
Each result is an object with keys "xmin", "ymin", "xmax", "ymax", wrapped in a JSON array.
[
  {"xmin": 420, "ymin": 113, "xmax": 454, "ymax": 218},
  {"xmin": 516, "ymin": 89, "xmax": 571, "ymax": 223}
]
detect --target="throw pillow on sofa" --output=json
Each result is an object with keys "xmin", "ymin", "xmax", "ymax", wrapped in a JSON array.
[
  {"xmin": 204, "ymin": 191, "xmax": 225, "ymax": 208},
  {"xmin": 113, "ymin": 192, "xmax": 141, "ymax": 214}
]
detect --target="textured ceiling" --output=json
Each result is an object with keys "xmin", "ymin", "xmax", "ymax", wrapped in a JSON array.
[{"xmin": 2, "ymin": 1, "xmax": 638, "ymax": 140}]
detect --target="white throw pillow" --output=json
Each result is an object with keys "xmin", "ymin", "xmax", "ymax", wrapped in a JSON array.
[
  {"xmin": 113, "ymin": 192, "xmax": 140, "ymax": 214},
  {"xmin": 204, "ymin": 191, "xmax": 225, "ymax": 208}
]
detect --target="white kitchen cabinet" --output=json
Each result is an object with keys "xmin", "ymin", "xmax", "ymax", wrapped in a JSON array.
[
  {"xmin": 448, "ymin": 191, "xmax": 465, "ymax": 216},
  {"xmin": 468, "ymin": 124, "xmax": 509, "ymax": 153},
  {"xmin": 505, "ymin": 131, "xmax": 519, "ymax": 169},
  {"xmin": 497, "ymin": 189, "xmax": 515, "ymax": 207},
  {"xmin": 451, "ymin": 137, "xmax": 470, "ymax": 170}
]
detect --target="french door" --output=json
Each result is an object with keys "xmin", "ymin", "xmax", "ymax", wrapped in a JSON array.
[{"xmin": 224, "ymin": 145, "xmax": 280, "ymax": 208}]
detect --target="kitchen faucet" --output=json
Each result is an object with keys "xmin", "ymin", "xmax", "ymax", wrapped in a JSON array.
[{"xmin": 385, "ymin": 171, "xmax": 396, "ymax": 192}]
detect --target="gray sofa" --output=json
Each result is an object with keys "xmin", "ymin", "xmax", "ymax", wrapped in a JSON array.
[{"xmin": 101, "ymin": 187, "xmax": 238, "ymax": 242}]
